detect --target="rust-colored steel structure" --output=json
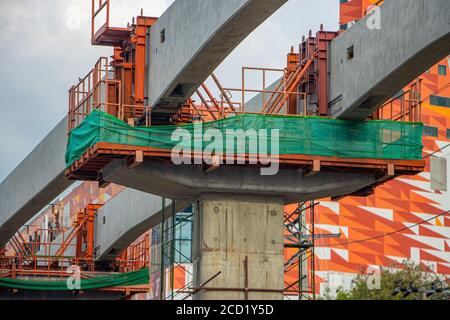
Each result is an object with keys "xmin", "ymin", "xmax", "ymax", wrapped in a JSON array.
[{"xmin": 0, "ymin": 200, "xmax": 151, "ymax": 296}]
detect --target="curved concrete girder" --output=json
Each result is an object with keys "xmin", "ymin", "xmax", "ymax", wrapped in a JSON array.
[
  {"xmin": 329, "ymin": 0, "xmax": 450, "ymax": 120},
  {"xmin": 102, "ymin": 159, "xmax": 377, "ymax": 204},
  {"xmin": 148, "ymin": 0, "xmax": 288, "ymax": 110},
  {"xmin": 0, "ymin": 117, "xmax": 72, "ymax": 246},
  {"xmin": 94, "ymin": 188, "xmax": 190, "ymax": 260}
]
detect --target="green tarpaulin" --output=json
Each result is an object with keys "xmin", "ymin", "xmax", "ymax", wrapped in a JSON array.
[
  {"xmin": 65, "ymin": 110, "xmax": 423, "ymax": 167},
  {"xmin": 0, "ymin": 268, "xmax": 149, "ymax": 291}
]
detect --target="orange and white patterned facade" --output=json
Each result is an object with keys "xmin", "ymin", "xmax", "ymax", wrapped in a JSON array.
[{"xmin": 309, "ymin": 0, "xmax": 450, "ymax": 295}]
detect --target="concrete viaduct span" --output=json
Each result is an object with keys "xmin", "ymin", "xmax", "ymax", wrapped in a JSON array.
[{"xmin": 330, "ymin": 0, "xmax": 450, "ymax": 120}]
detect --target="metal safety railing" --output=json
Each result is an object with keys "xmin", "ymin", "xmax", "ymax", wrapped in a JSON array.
[
  {"xmin": 68, "ymin": 57, "xmax": 151, "ymax": 132},
  {"xmin": 91, "ymin": 0, "xmax": 131, "ymax": 46},
  {"xmin": 2, "ymin": 227, "xmax": 84, "ymax": 279},
  {"xmin": 215, "ymin": 52, "xmax": 317, "ymax": 117},
  {"xmin": 376, "ymin": 79, "xmax": 423, "ymax": 122}
]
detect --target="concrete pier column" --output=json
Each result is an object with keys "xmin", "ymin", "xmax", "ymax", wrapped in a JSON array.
[{"xmin": 192, "ymin": 195, "xmax": 284, "ymax": 300}]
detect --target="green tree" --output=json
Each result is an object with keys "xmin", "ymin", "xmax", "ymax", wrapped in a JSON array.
[{"xmin": 321, "ymin": 261, "xmax": 444, "ymax": 300}]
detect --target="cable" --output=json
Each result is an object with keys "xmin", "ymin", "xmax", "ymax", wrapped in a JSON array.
[
  {"xmin": 423, "ymin": 143, "xmax": 450, "ymax": 159},
  {"xmin": 316, "ymin": 209, "xmax": 450, "ymax": 247}
]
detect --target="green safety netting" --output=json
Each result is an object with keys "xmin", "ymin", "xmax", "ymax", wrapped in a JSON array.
[
  {"xmin": 0, "ymin": 268, "xmax": 149, "ymax": 291},
  {"xmin": 65, "ymin": 110, "xmax": 423, "ymax": 167}
]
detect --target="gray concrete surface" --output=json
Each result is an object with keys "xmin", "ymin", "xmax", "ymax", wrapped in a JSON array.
[
  {"xmin": 102, "ymin": 159, "xmax": 376, "ymax": 204},
  {"xmin": 147, "ymin": 0, "xmax": 288, "ymax": 111},
  {"xmin": 192, "ymin": 196, "xmax": 284, "ymax": 300},
  {"xmin": 94, "ymin": 188, "xmax": 189, "ymax": 260},
  {"xmin": 329, "ymin": 0, "xmax": 450, "ymax": 120},
  {"xmin": 0, "ymin": 117, "xmax": 72, "ymax": 246}
]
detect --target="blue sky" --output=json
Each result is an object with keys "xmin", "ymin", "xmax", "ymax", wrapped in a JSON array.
[{"xmin": 0, "ymin": 0, "xmax": 338, "ymax": 182}]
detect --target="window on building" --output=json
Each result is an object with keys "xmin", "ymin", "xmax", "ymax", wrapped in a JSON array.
[
  {"xmin": 447, "ymin": 128, "xmax": 450, "ymax": 139},
  {"xmin": 423, "ymin": 126, "xmax": 438, "ymax": 137},
  {"xmin": 430, "ymin": 95, "xmax": 450, "ymax": 108},
  {"xmin": 438, "ymin": 64, "xmax": 447, "ymax": 76}
]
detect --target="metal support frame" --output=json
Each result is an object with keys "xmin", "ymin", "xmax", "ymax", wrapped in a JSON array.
[
  {"xmin": 297, "ymin": 28, "xmax": 339, "ymax": 117},
  {"xmin": 1, "ymin": 204, "xmax": 102, "ymax": 278},
  {"xmin": 375, "ymin": 79, "xmax": 423, "ymax": 122},
  {"xmin": 117, "ymin": 234, "xmax": 149, "ymax": 273},
  {"xmin": 149, "ymin": 202, "xmax": 195, "ymax": 300},
  {"xmin": 69, "ymin": 1, "xmax": 158, "ymax": 133},
  {"xmin": 75, "ymin": 204, "xmax": 103, "ymax": 262},
  {"xmin": 284, "ymin": 201, "xmax": 317, "ymax": 300},
  {"xmin": 91, "ymin": 0, "xmax": 131, "ymax": 46}
]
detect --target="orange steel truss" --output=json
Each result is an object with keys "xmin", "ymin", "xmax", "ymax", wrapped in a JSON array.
[{"xmin": 64, "ymin": 6, "xmax": 426, "ymax": 257}]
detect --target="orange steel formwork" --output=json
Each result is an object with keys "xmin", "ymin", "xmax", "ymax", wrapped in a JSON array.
[
  {"xmin": 69, "ymin": 1, "xmax": 158, "ymax": 132},
  {"xmin": 62, "ymin": 2, "xmax": 428, "ymax": 299}
]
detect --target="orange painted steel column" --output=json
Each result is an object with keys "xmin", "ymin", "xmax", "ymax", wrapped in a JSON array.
[
  {"xmin": 84, "ymin": 204, "xmax": 102, "ymax": 260},
  {"xmin": 133, "ymin": 17, "xmax": 156, "ymax": 105}
]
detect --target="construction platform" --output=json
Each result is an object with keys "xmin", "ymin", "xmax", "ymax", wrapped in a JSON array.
[{"xmin": 66, "ymin": 142, "xmax": 425, "ymax": 183}]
